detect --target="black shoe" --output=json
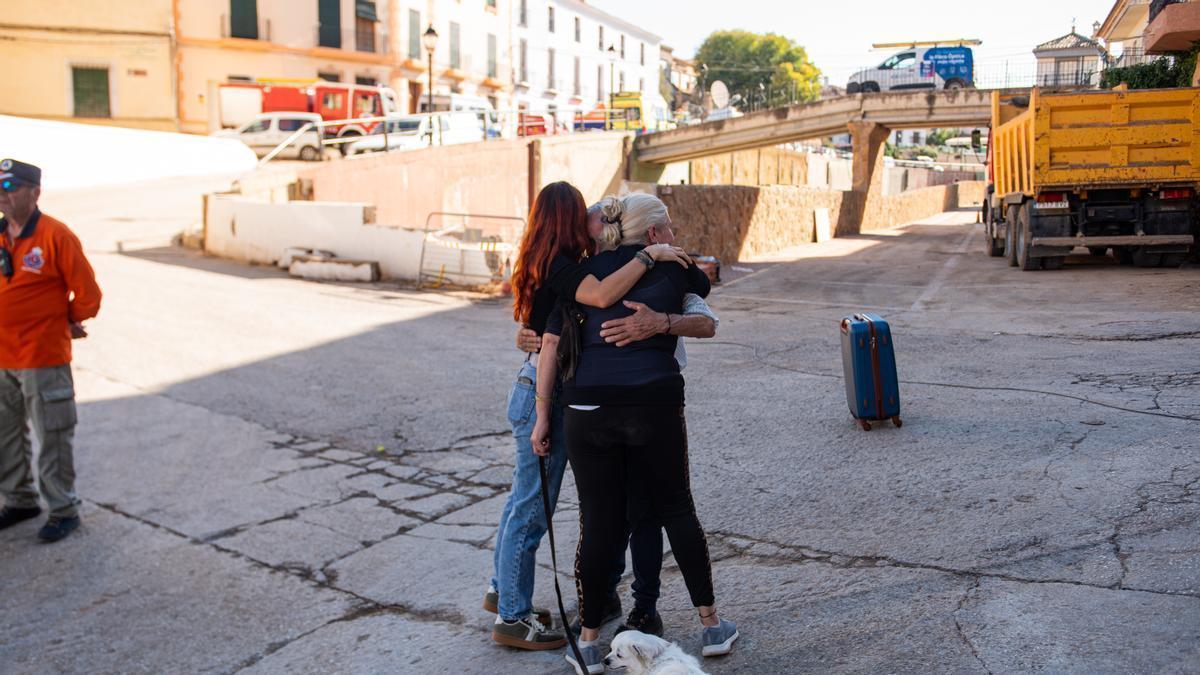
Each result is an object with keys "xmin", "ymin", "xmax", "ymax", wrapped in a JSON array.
[
  {"xmin": 0, "ymin": 506, "xmax": 42, "ymax": 531},
  {"xmin": 569, "ymin": 595, "xmax": 622, "ymax": 636},
  {"xmin": 37, "ymin": 515, "xmax": 80, "ymax": 543},
  {"xmin": 615, "ymin": 606, "xmax": 664, "ymax": 637}
]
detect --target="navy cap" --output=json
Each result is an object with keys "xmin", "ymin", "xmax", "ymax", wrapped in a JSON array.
[{"xmin": 0, "ymin": 159, "xmax": 41, "ymax": 187}]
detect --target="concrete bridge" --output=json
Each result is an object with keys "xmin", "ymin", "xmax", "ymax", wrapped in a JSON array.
[{"xmin": 634, "ymin": 88, "xmax": 1017, "ymax": 165}]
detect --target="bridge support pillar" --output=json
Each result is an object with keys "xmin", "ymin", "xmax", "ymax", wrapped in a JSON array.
[{"xmin": 844, "ymin": 121, "xmax": 891, "ymax": 235}]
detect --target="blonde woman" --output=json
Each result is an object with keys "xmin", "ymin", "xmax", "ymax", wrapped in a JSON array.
[{"xmin": 534, "ymin": 194, "xmax": 738, "ymax": 673}]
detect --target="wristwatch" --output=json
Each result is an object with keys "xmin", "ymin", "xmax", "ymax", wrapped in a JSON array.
[{"xmin": 635, "ymin": 250, "xmax": 655, "ymax": 269}]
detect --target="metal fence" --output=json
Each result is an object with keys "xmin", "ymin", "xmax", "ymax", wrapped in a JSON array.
[{"xmin": 417, "ymin": 212, "xmax": 526, "ymax": 289}]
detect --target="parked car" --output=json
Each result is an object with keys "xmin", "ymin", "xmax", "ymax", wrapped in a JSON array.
[
  {"xmin": 214, "ymin": 112, "xmax": 325, "ymax": 160},
  {"xmin": 345, "ymin": 112, "xmax": 484, "ymax": 155},
  {"xmin": 847, "ymin": 46, "xmax": 974, "ymax": 93},
  {"xmin": 216, "ymin": 81, "xmax": 398, "ymax": 153},
  {"xmin": 419, "ymin": 94, "xmax": 500, "ymax": 138}
]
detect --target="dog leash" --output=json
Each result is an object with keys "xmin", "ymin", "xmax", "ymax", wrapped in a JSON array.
[{"xmin": 538, "ymin": 454, "xmax": 589, "ymax": 672}]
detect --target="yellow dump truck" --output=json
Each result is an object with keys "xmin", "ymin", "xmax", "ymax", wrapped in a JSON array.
[{"xmin": 981, "ymin": 87, "xmax": 1199, "ymax": 270}]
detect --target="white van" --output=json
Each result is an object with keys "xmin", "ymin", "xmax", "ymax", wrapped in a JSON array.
[
  {"xmin": 214, "ymin": 112, "xmax": 325, "ymax": 160},
  {"xmin": 346, "ymin": 112, "xmax": 484, "ymax": 155},
  {"xmin": 847, "ymin": 46, "xmax": 975, "ymax": 93}
]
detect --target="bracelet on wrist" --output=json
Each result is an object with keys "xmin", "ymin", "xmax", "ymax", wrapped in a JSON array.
[
  {"xmin": 665, "ymin": 314, "xmax": 673, "ymax": 335},
  {"xmin": 535, "ymin": 394, "xmax": 553, "ymax": 403}
]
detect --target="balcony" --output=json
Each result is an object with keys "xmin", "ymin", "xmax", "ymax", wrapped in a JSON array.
[
  {"xmin": 1144, "ymin": 1, "xmax": 1200, "ymax": 53},
  {"xmin": 314, "ymin": 26, "xmax": 390, "ymax": 55}
]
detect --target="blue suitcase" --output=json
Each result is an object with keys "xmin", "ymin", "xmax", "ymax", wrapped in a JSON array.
[{"xmin": 840, "ymin": 313, "xmax": 902, "ymax": 431}]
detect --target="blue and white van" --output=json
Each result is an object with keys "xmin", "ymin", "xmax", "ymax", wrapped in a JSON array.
[{"xmin": 847, "ymin": 46, "xmax": 974, "ymax": 93}]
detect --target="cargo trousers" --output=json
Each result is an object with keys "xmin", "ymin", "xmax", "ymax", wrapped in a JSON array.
[{"xmin": 0, "ymin": 365, "xmax": 80, "ymax": 518}]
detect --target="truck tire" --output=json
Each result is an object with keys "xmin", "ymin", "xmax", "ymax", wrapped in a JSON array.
[
  {"xmin": 1088, "ymin": 246, "xmax": 1109, "ymax": 258},
  {"xmin": 944, "ymin": 78, "xmax": 965, "ymax": 90},
  {"xmin": 1161, "ymin": 253, "xmax": 1188, "ymax": 268},
  {"xmin": 1131, "ymin": 248, "xmax": 1162, "ymax": 267},
  {"xmin": 861, "ymin": 82, "xmax": 880, "ymax": 93},
  {"xmin": 1017, "ymin": 202, "xmax": 1043, "ymax": 270},
  {"xmin": 1006, "ymin": 205, "xmax": 1020, "ymax": 267},
  {"xmin": 847, "ymin": 82, "xmax": 861, "ymax": 94},
  {"xmin": 337, "ymin": 131, "xmax": 362, "ymax": 156},
  {"xmin": 982, "ymin": 204, "xmax": 1003, "ymax": 257},
  {"xmin": 299, "ymin": 146, "xmax": 321, "ymax": 161}
]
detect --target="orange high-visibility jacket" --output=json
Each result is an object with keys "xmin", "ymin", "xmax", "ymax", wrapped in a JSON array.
[{"xmin": 0, "ymin": 210, "xmax": 102, "ymax": 368}]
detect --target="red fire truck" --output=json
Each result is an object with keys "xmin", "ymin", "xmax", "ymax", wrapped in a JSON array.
[{"xmin": 216, "ymin": 79, "xmax": 399, "ymax": 147}]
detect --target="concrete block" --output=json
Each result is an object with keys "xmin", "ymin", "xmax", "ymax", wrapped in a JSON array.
[{"xmin": 288, "ymin": 255, "xmax": 381, "ymax": 283}]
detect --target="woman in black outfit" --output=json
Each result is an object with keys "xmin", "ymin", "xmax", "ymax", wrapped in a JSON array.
[{"xmin": 533, "ymin": 194, "xmax": 739, "ymax": 674}]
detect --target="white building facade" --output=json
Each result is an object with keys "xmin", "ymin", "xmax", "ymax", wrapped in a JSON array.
[{"xmin": 509, "ymin": 0, "xmax": 663, "ymax": 122}]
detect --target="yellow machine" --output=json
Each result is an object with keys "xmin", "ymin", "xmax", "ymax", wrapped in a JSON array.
[
  {"xmin": 609, "ymin": 92, "xmax": 673, "ymax": 133},
  {"xmin": 983, "ymin": 87, "xmax": 1200, "ymax": 270}
]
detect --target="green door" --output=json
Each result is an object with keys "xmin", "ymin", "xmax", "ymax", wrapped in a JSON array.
[{"xmin": 72, "ymin": 67, "xmax": 111, "ymax": 118}]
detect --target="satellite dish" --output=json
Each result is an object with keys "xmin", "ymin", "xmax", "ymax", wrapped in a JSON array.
[{"xmin": 710, "ymin": 81, "xmax": 730, "ymax": 109}]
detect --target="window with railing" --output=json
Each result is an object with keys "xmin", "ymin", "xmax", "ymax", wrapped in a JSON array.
[
  {"xmin": 450, "ymin": 22, "xmax": 461, "ymax": 69},
  {"xmin": 575, "ymin": 17, "xmax": 581, "ymax": 42},
  {"xmin": 597, "ymin": 65, "xmax": 604, "ymax": 99},
  {"xmin": 640, "ymin": 43, "xmax": 645, "ymax": 66},
  {"xmin": 574, "ymin": 57, "xmax": 581, "ymax": 95},
  {"xmin": 598, "ymin": 26, "xmax": 604, "ymax": 51},
  {"xmin": 548, "ymin": 7, "xmax": 555, "ymax": 32},
  {"xmin": 519, "ymin": 0, "xmax": 527, "ymax": 27},
  {"xmin": 548, "ymin": 48, "xmax": 556, "ymax": 89},
  {"xmin": 355, "ymin": 1, "xmax": 377, "ymax": 53},
  {"xmin": 230, "ymin": 0, "xmax": 258, "ymax": 39},
  {"xmin": 488, "ymin": 34, "xmax": 497, "ymax": 78},
  {"xmin": 408, "ymin": 9, "xmax": 420, "ymax": 58},
  {"xmin": 619, "ymin": 35, "xmax": 625, "ymax": 59},
  {"xmin": 318, "ymin": 0, "xmax": 340, "ymax": 48},
  {"xmin": 619, "ymin": 71, "xmax": 625, "ymax": 91}
]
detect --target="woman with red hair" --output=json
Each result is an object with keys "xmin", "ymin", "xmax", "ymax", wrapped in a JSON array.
[{"xmin": 485, "ymin": 181, "xmax": 690, "ymax": 651}]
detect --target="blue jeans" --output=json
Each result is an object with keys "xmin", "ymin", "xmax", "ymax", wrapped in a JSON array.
[{"xmin": 491, "ymin": 359, "xmax": 567, "ymax": 621}]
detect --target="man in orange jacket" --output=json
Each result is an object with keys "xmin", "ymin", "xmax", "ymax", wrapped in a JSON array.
[{"xmin": 0, "ymin": 159, "xmax": 101, "ymax": 543}]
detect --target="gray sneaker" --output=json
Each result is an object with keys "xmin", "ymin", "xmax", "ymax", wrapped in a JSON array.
[
  {"xmin": 701, "ymin": 618, "xmax": 739, "ymax": 657},
  {"xmin": 564, "ymin": 643, "xmax": 605, "ymax": 675},
  {"xmin": 492, "ymin": 616, "xmax": 567, "ymax": 651}
]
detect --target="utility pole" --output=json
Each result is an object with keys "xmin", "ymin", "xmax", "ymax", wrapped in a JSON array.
[{"xmin": 607, "ymin": 45, "xmax": 616, "ymax": 131}]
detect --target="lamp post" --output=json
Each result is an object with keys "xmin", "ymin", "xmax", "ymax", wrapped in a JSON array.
[
  {"xmin": 422, "ymin": 24, "xmax": 438, "ymax": 144},
  {"xmin": 606, "ymin": 45, "xmax": 617, "ymax": 131}
]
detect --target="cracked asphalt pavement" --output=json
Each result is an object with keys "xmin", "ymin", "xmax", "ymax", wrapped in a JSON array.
[{"xmin": 1, "ymin": 177, "xmax": 1197, "ymax": 674}]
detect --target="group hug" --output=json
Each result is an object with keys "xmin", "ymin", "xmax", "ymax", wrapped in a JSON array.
[{"xmin": 481, "ymin": 182, "xmax": 738, "ymax": 674}]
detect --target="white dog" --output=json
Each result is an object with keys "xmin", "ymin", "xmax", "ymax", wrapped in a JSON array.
[{"xmin": 604, "ymin": 630, "xmax": 709, "ymax": 675}]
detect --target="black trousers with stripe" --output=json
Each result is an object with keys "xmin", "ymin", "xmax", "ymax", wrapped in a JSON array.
[{"xmin": 565, "ymin": 405, "xmax": 715, "ymax": 629}]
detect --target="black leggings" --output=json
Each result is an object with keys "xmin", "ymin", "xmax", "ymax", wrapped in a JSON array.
[{"xmin": 566, "ymin": 405, "xmax": 715, "ymax": 629}]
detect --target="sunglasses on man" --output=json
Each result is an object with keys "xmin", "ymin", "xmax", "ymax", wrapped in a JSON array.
[{"xmin": 1, "ymin": 178, "xmax": 23, "ymax": 193}]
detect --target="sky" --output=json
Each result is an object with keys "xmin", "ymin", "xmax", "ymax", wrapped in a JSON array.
[{"xmin": 588, "ymin": 0, "xmax": 1113, "ymax": 86}]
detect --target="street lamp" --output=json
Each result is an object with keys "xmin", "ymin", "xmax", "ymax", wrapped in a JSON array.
[
  {"xmin": 422, "ymin": 24, "xmax": 438, "ymax": 143},
  {"xmin": 606, "ymin": 45, "xmax": 617, "ymax": 131}
]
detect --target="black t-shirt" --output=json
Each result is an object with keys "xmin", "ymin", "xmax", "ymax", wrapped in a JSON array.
[
  {"xmin": 527, "ymin": 254, "xmax": 590, "ymax": 336},
  {"xmin": 547, "ymin": 245, "xmax": 710, "ymax": 406}
]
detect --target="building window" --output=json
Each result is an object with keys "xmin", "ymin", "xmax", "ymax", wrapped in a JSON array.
[
  {"xmin": 598, "ymin": 25, "xmax": 604, "ymax": 51},
  {"xmin": 619, "ymin": 35, "xmax": 625, "ymax": 59},
  {"xmin": 619, "ymin": 71, "xmax": 625, "ymax": 92},
  {"xmin": 548, "ymin": 7, "xmax": 555, "ymax": 32},
  {"xmin": 318, "ymin": 71, "xmax": 341, "ymax": 82},
  {"xmin": 548, "ymin": 48, "xmax": 556, "ymax": 89},
  {"xmin": 487, "ymin": 34, "xmax": 497, "ymax": 79},
  {"xmin": 520, "ymin": 39, "xmax": 528, "ymax": 83},
  {"xmin": 318, "ymin": 0, "xmax": 341, "ymax": 48},
  {"xmin": 486, "ymin": 0, "xmax": 496, "ymax": 8},
  {"xmin": 574, "ymin": 17, "xmax": 581, "ymax": 42},
  {"xmin": 408, "ymin": 9, "xmax": 420, "ymax": 59},
  {"xmin": 639, "ymin": 77, "xmax": 644, "ymax": 92},
  {"xmin": 574, "ymin": 56, "xmax": 581, "ymax": 95},
  {"xmin": 518, "ymin": 0, "xmax": 527, "ymax": 27},
  {"xmin": 72, "ymin": 66, "xmax": 111, "ymax": 118},
  {"xmin": 640, "ymin": 43, "xmax": 645, "ymax": 65},
  {"xmin": 450, "ymin": 22, "xmax": 461, "ymax": 69},
  {"xmin": 356, "ymin": 17, "xmax": 375, "ymax": 52},
  {"xmin": 356, "ymin": 75, "xmax": 378, "ymax": 85},
  {"xmin": 230, "ymin": 0, "xmax": 258, "ymax": 39},
  {"xmin": 597, "ymin": 64, "xmax": 604, "ymax": 99}
]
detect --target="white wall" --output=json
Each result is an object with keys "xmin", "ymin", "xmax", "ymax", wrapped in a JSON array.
[
  {"xmin": 0, "ymin": 114, "xmax": 256, "ymax": 190},
  {"xmin": 204, "ymin": 195, "xmax": 494, "ymax": 284}
]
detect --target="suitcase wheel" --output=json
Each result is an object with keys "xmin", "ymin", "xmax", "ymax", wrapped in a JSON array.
[
  {"xmin": 892, "ymin": 416, "xmax": 903, "ymax": 428},
  {"xmin": 857, "ymin": 419, "xmax": 872, "ymax": 431}
]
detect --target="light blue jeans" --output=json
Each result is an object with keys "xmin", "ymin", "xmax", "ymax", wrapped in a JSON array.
[{"xmin": 491, "ymin": 359, "xmax": 568, "ymax": 621}]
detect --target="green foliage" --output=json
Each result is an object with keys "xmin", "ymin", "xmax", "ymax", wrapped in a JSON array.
[
  {"xmin": 926, "ymin": 129, "xmax": 953, "ymax": 148},
  {"xmin": 1101, "ymin": 45, "xmax": 1200, "ymax": 90},
  {"xmin": 884, "ymin": 142, "xmax": 897, "ymax": 158},
  {"xmin": 914, "ymin": 146, "xmax": 939, "ymax": 159},
  {"xmin": 695, "ymin": 30, "xmax": 821, "ymax": 109}
]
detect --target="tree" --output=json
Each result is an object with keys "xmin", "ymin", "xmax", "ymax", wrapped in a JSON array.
[
  {"xmin": 926, "ymin": 129, "xmax": 953, "ymax": 148},
  {"xmin": 695, "ymin": 30, "xmax": 821, "ymax": 110}
]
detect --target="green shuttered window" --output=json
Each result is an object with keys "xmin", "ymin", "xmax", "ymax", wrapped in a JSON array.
[{"xmin": 72, "ymin": 66, "xmax": 111, "ymax": 118}]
